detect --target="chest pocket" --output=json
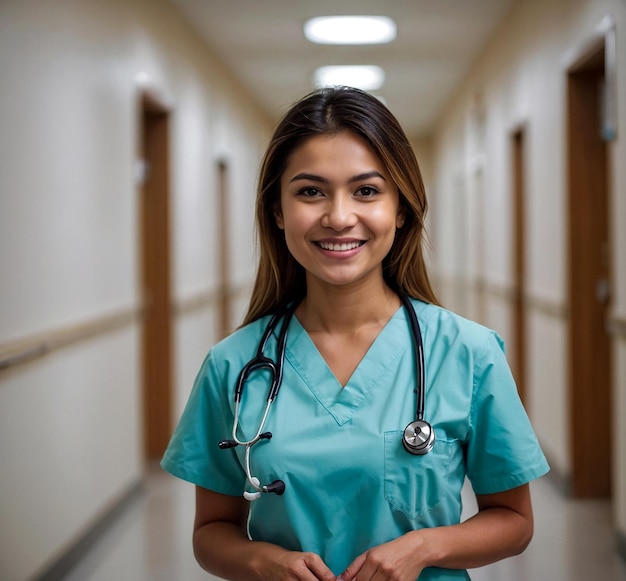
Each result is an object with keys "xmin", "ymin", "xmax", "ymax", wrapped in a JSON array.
[{"xmin": 384, "ymin": 430, "xmax": 455, "ymax": 519}]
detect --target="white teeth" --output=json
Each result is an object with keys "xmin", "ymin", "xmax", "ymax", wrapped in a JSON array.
[{"xmin": 318, "ymin": 241, "xmax": 362, "ymax": 251}]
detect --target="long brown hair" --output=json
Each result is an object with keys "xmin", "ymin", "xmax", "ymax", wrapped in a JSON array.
[{"xmin": 243, "ymin": 87, "xmax": 440, "ymax": 325}]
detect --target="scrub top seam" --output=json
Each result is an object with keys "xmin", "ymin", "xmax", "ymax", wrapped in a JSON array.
[
  {"xmin": 468, "ymin": 332, "xmax": 492, "ymax": 439},
  {"xmin": 283, "ymin": 347, "xmax": 341, "ymax": 421},
  {"xmin": 161, "ymin": 457, "xmax": 245, "ymax": 496}
]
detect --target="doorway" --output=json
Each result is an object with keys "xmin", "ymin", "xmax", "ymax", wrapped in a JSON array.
[
  {"xmin": 139, "ymin": 94, "xmax": 173, "ymax": 461},
  {"xmin": 217, "ymin": 160, "xmax": 232, "ymax": 339},
  {"xmin": 511, "ymin": 129, "xmax": 527, "ymax": 407},
  {"xmin": 566, "ymin": 41, "xmax": 612, "ymax": 497}
]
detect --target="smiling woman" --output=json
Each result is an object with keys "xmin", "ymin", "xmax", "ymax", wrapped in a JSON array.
[
  {"xmin": 248, "ymin": 87, "xmax": 438, "ymax": 321},
  {"xmin": 276, "ymin": 131, "xmax": 404, "ymax": 292},
  {"xmin": 161, "ymin": 87, "xmax": 549, "ymax": 581}
]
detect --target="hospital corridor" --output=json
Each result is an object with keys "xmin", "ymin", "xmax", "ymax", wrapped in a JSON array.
[{"xmin": 1, "ymin": 1, "xmax": 626, "ymax": 580}]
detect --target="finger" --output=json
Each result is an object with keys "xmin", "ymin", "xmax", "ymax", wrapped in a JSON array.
[
  {"xmin": 301, "ymin": 553, "xmax": 336, "ymax": 581},
  {"xmin": 337, "ymin": 552, "xmax": 368, "ymax": 581}
]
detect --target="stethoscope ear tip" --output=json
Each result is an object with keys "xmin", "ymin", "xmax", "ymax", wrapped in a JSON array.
[{"xmin": 264, "ymin": 479, "xmax": 286, "ymax": 495}]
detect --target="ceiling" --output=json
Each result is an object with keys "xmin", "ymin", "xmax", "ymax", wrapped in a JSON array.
[{"xmin": 167, "ymin": 0, "xmax": 516, "ymax": 139}]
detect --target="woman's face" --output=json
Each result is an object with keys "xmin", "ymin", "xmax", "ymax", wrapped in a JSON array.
[{"xmin": 276, "ymin": 130, "xmax": 404, "ymax": 292}]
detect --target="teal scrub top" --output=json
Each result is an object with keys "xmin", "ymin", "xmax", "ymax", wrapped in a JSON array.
[{"xmin": 161, "ymin": 299, "xmax": 549, "ymax": 580}]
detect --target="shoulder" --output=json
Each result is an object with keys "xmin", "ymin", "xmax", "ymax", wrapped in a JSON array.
[
  {"xmin": 210, "ymin": 315, "xmax": 274, "ymax": 364},
  {"xmin": 191, "ymin": 316, "xmax": 274, "ymax": 395},
  {"xmin": 412, "ymin": 300, "xmax": 503, "ymax": 351},
  {"xmin": 411, "ymin": 299, "xmax": 501, "ymax": 341}
]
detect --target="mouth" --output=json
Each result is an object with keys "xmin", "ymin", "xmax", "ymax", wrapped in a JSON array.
[{"xmin": 315, "ymin": 240, "xmax": 365, "ymax": 252}]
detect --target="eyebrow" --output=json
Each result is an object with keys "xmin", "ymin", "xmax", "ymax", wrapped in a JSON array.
[{"xmin": 288, "ymin": 171, "xmax": 386, "ymax": 184}]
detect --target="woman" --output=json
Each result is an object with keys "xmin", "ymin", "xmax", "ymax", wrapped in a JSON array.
[{"xmin": 161, "ymin": 87, "xmax": 549, "ymax": 581}]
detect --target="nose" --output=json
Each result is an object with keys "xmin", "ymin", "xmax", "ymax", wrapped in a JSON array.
[{"xmin": 320, "ymin": 195, "xmax": 357, "ymax": 231}]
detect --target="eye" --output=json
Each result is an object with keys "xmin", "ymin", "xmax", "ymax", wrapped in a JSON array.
[
  {"xmin": 296, "ymin": 186, "xmax": 324, "ymax": 198},
  {"xmin": 355, "ymin": 185, "xmax": 380, "ymax": 198}
]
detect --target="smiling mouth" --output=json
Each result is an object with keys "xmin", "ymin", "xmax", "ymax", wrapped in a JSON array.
[{"xmin": 316, "ymin": 241, "xmax": 365, "ymax": 251}]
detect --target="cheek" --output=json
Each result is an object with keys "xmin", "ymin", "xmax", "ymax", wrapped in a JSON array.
[
  {"xmin": 281, "ymin": 204, "xmax": 314, "ymax": 234},
  {"xmin": 279, "ymin": 209, "xmax": 306, "ymax": 251},
  {"xmin": 369, "ymin": 205, "xmax": 402, "ymax": 232},
  {"xmin": 282, "ymin": 221, "xmax": 310, "ymax": 265}
]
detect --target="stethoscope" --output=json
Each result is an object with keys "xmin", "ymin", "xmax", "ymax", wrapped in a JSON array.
[{"xmin": 218, "ymin": 294, "xmax": 435, "ymax": 501}]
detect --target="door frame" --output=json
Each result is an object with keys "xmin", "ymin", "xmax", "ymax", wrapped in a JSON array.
[
  {"xmin": 217, "ymin": 159, "xmax": 232, "ymax": 339},
  {"xmin": 510, "ymin": 127, "xmax": 527, "ymax": 408},
  {"xmin": 564, "ymin": 20, "xmax": 615, "ymax": 498},
  {"xmin": 138, "ymin": 91, "xmax": 173, "ymax": 461}
]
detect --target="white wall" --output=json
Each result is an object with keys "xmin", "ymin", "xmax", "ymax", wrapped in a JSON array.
[
  {"xmin": 0, "ymin": 0, "xmax": 270, "ymax": 579},
  {"xmin": 430, "ymin": 0, "xmax": 626, "ymax": 543}
]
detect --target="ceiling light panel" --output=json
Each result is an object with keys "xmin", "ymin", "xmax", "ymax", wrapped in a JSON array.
[
  {"xmin": 304, "ymin": 16, "xmax": 397, "ymax": 45},
  {"xmin": 312, "ymin": 65, "xmax": 386, "ymax": 91}
]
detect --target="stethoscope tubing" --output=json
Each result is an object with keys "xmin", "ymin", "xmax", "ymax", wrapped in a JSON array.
[
  {"xmin": 227, "ymin": 303, "xmax": 297, "ymax": 491},
  {"xmin": 221, "ymin": 295, "xmax": 434, "ymax": 497},
  {"xmin": 399, "ymin": 293, "xmax": 426, "ymax": 421}
]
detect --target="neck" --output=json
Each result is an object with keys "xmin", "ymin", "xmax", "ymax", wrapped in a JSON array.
[{"xmin": 296, "ymin": 278, "xmax": 401, "ymax": 334}]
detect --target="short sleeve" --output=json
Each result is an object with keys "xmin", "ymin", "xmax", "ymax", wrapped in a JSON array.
[
  {"xmin": 466, "ymin": 331, "xmax": 549, "ymax": 495},
  {"xmin": 160, "ymin": 349, "xmax": 246, "ymax": 495}
]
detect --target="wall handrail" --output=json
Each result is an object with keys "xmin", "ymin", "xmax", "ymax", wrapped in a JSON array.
[
  {"xmin": 608, "ymin": 316, "xmax": 626, "ymax": 338},
  {"xmin": 0, "ymin": 307, "xmax": 142, "ymax": 372}
]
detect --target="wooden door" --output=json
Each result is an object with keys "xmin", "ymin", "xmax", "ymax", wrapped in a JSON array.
[
  {"xmin": 567, "ymin": 44, "xmax": 612, "ymax": 497},
  {"xmin": 511, "ymin": 129, "xmax": 527, "ymax": 407},
  {"xmin": 217, "ymin": 160, "xmax": 232, "ymax": 339},
  {"xmin": 139, "ymin": 95, "xmax": 173, "ymax": 460}
]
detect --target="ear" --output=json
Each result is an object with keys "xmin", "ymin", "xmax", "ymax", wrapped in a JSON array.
[
  {"xmin": 274, "ymin": 209, "xmax": 284, "ymax": 230},
  {"xmin": 396, "ymin": 206, "xmax": 406, "ymax": 229}
]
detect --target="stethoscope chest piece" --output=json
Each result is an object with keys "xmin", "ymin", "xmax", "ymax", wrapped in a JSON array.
[{"xmin": 402, "ymin": 419, "xmax": 435, "ymax": 455}]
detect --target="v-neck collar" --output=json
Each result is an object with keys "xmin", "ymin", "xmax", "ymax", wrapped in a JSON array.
[{"xmin": 283, "ymin": 306, "xmax": 411, "ymax": 425}]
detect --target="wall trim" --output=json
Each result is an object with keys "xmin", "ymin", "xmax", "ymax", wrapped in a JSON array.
[
  {"xmin": 618, "ymin": 529, "xmax": 626, "ymax": 564},
  {"xmin": 174, "ymin": 282, "xmax": 252, "ymax": 317},
  {"xmin": 174, "ymin": 288, "xmax": 219, "ymax": 316},
  {"xmin": 0, "ymin": 307, "xmax": 142, "ymax": 372},
  {"xmin": 478, "ymin": 278, "xmax": 569, "ymax": 320},
  {"xmin": 465, "ymin": 275, "xmax": 624, "ymax": 334},
  {"xmin": 34, "ymin": 480, "xmax": 143, "ymax": 581},
  {"xmin": 608, "ymin": 316, "xmax": 626, "ymax": 338},
  {"xmin": 0, "ymin": 283, "xmax": 255, "ymax": 373},
  {"xmin": 433, "ymin": 273, "xmax": 569, "ymax": 320},
  {"xmin": 540, "ymin": 444, "xmax": 572, "ymax": 498},
  {"xmin": 524, "ymin": 292, "xmax": 569, "ymax": 320},
  {"xmin": 481, "ymin": 279, "xmax": 515, "ymax": 302}
]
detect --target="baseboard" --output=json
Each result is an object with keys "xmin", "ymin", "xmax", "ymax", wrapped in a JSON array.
[
  {"xmin": 539, "ymin": 445, "xmax": 572, "ymax": 498},
  {"xmin": 618, "ymin": 529, "xmax": 626, "ymax": 564},
  {"xmin": 34, "ymin": 479, "xmax": 144, "ymax": 581}
]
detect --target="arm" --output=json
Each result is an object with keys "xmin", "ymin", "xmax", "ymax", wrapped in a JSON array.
[
  {"xmin": 193, "ymin": 486, "xmax": 336, "ymax": 581},
  {"xmin": 338, "ymin": 483, "xmax": 533, "ymax": 581}
]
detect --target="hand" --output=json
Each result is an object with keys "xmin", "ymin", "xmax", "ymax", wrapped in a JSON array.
[
  {"xmin": 337, "ymin": 533, "xmax": 425, "ymax": 581},
  {"xmin": 259, "ymin": 549, "xmax": 337, "ymax": 581}
]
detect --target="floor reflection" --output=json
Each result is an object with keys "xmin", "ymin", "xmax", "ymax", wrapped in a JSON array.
[{"xmin": 64, "ymin": 468, "xmax": 626, "ymax": 580}]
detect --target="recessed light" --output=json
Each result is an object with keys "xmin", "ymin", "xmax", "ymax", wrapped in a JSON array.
[
  {"xmin": 304, "ymin": 16, "xmax": 397, "ymax": 45},
  {"xmin": 135, "ymin": 71, "xmax": 152, "ymax": 86},
  {"xmin": 312, "ymin": 65, "xmax": 386, "ymax": 91}
]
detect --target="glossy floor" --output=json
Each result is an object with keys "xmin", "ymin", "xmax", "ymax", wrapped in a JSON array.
[{"xmin": 64, "ymin": 468, "xmax": 626, "ymax": 581}]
